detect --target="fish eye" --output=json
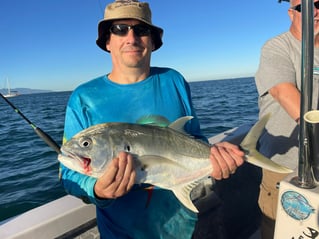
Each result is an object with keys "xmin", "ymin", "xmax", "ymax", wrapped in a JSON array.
[{"xmin": 79, "ymin": 137, "xmax": 92, "ymax": 148}]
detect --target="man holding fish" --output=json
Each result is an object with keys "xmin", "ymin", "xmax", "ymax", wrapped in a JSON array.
[{"xmin": 59, "ymin": 0, "xmax": 261, "ymax": 238}]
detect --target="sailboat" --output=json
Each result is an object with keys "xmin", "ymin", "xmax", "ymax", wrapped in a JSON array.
[{"xmin": 3, "ymin": 78, "xmax": 19, "ymax": 98}]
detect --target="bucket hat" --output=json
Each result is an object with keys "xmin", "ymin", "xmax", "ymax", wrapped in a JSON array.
[{"xmin": 96, "ymin": 0, "xmax": 163, "ymax": 52}]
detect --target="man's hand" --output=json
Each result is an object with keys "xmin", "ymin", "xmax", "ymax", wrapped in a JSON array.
[
  {"xmin": 94, "ymin": 152, "xmax": 136, "ymax": 199},
  {"xmin": 209, "ymin": 142, "xmax": 245, "ymax": 180}
]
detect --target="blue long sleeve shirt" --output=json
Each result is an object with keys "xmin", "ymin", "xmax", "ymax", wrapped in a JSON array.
[{"xmin": 60, "ymin": 67, "xmax": 206, "ymax": 239}]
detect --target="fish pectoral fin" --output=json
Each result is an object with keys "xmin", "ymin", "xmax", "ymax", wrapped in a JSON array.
[
  {"xmin": 245, "ymin": 149, "xmax": 293, "ymax": 174},
  {"xmin": 138, "ymin": 155, "xmax": 186, "ymax": 169},
  {"xmin": 171, "ymin": 181, "xmax": 200, "ymax": 213}
]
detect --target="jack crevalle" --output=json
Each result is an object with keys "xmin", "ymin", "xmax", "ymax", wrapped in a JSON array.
[{"xmin": 58, "ymin": 114, "xmax": 292, "ymax": 212}]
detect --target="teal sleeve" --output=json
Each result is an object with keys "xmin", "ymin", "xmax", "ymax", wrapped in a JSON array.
[
  {"xmin": 59, "ymin": 91, "xmax": 112, "ymax": 208},
  {"xmin": 60, "ymin": 164, "xmax": 112, "ymax": 207}
]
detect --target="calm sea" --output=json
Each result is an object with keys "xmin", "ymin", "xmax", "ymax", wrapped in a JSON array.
[{"xmin": 0, "ymin": 77, "xmax": 259, "ymax": 222}]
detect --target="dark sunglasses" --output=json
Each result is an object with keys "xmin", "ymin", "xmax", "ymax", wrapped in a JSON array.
[
  {"xmin": 291, "ymin": 1, "xmax": 319, "ymax": 12},
  {"xmin": 109, "ymin": 24, "xmax": 151, "ymax": 37}
]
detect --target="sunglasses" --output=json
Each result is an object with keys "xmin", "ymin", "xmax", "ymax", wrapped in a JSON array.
[
  {"xmin": 291, "ymin": 1, "xmax": 319, "ymax": 12},
  {"xmin": 109, "ymin": 24, "xmax": 151, "ymax": 37}
]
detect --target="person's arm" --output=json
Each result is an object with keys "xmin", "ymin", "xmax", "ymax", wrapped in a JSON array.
[
  {"xmin": 255, "ymin": 34, "xmax": 299, "ymax": 124},
  {"xmin": 60, "ymin": 93, "xmax": 136, "ymax": 206},
  {"xmin": 268, "ymin": 82, "xmax": 301, "ymax": 123}
]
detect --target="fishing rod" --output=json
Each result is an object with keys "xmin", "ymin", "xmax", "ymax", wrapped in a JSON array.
[{"xmin": 0, "ymin": 93, "xmax": 61, "ymax": 154}]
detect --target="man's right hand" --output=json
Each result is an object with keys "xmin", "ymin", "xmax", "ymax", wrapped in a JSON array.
[{"xmin": 94, "ymin": 151, "xmax": 136, "ymax": 199}]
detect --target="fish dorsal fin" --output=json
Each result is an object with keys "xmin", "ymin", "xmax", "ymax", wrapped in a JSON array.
[
  {"xmin": 171, "ymin": 181, "xmax": 200, "ymax": 213},
  {"xmin": 168, "ymin": 116, "xmax": 194, "ymax": 134}
]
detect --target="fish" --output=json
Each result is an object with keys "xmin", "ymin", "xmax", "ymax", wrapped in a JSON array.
[{"xmin": 58, "ymin": 114, "xmax": 293, "ymax": 212}]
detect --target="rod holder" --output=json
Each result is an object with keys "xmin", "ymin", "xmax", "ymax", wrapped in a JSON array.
[
  {"xmin": 291, "ymin": 0, "xmax": 316, "ymax": 189},
  {"xmin": 304, "ymin": 110, "xmax": 319, "ymax": 182}
]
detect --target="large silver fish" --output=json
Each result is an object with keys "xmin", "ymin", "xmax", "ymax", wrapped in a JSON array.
[{"xmin": 58, "ymin": 114, "xmax": 292, "ymax": 212}]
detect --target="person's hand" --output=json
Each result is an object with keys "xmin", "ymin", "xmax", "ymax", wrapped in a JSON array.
[
  {"xmin": 209, "ymin": 142, "xmax": 245, "ymax": 180},
  {"xmin": 94, "ymin": 151, "xmax": 136, "ymax": 199}
]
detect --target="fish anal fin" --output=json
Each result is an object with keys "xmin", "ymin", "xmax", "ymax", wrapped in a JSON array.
[{"xmin": 171, "ymin": 181, "xmax": 200, "ymax": 213}]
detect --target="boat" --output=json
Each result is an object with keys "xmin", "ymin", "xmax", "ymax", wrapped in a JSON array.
[
  {"xmin": 3, "ymin": 78, "xmax": 19, "ymax": 98},
  {"xmin": 1, "ymin": 0, "xmax": 319, "ymax": 238}
]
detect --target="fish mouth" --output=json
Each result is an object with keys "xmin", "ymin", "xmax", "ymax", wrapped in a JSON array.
[{"xmin": 61, "ymin": 150, "xmax": 92, "ymax": 174}]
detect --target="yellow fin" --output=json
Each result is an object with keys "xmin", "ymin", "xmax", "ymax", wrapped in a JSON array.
[
  {"xmin": 240, "ymin": 113, "xmax": 293, "ymax": 174},
  {"xmin": 171, "ymin": 181, "xmax": 200, "ymax": 213}
]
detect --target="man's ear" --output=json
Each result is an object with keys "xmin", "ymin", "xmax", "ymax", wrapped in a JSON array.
[
  {"xmin": 106, "ymin": 40, "xmax": 111, "ymax": 52},
  {"xmin": 288, "ymin": 9, "xmax": 294, "ymax": 21},
  {"xmin": 152, "ymin": 40, "xmax": 155, "ymax": 51}
]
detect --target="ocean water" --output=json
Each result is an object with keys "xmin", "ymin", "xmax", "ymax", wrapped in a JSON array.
[{"xmin": 0, "ymin": 77, "xmax": 259, "ymax": 222}]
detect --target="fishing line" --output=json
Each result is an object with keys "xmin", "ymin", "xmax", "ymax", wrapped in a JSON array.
[{"xmin": 0, "ymin": 93, "xmax": 61, "ymax": 154}]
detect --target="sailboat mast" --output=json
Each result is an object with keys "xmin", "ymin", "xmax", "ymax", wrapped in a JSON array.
[{"xmin": 6, "ymin": 78, "xmax": 11, "ymax": 95}]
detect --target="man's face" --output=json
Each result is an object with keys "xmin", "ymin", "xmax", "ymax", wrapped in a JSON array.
[
  {"xmin": 289, "ymin": 0, "xmax": 319, "ymax": 37},
  {"xmin": 106, "ymin": 19, "xmax": 154, "ymax": 70}
]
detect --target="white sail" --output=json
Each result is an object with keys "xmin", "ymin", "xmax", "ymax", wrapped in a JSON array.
[{"xmin": 3, "ymin": 78, "xmax": 19, "ymax": 98}]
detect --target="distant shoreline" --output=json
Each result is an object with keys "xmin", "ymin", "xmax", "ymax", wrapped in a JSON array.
[
  {"xmin": 0, "ymin": 88, "xmax": 53, "ymax": 95},
  {"xmin": 1, "ymin": 77, "xmax": 255, "ymax": 94}
]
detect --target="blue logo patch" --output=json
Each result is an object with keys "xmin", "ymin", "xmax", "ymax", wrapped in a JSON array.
[{"xmin": 281, "ymin": 191, "xmax": 315, "ymax": 221}]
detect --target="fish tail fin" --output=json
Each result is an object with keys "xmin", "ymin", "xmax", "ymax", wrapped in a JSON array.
[
  {"xmin": 172, "ymin": 181, "xmax": 200, "ymax": 213},
  {"xmin": 246, "ymin": 149, "xmax": 293, "ymax": 173},
  {"xmin": 240, "ymin": 113, "xmax": 293, "ymax": 174}
]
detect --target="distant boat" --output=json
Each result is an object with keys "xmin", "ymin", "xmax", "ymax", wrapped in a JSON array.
[{"xmin": 3, "ymin": 78, "xmax": 19, "ymax": 98}]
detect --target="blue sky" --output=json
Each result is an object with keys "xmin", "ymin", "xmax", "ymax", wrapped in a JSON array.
[{"xmin": 0, "ymin": 0, "xmax": 291, "ymax": 91}]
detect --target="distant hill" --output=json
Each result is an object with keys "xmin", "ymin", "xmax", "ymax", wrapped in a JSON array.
[{"xmin": 0, "ymin": 88, "xmax": 52, "ymax": 95}]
